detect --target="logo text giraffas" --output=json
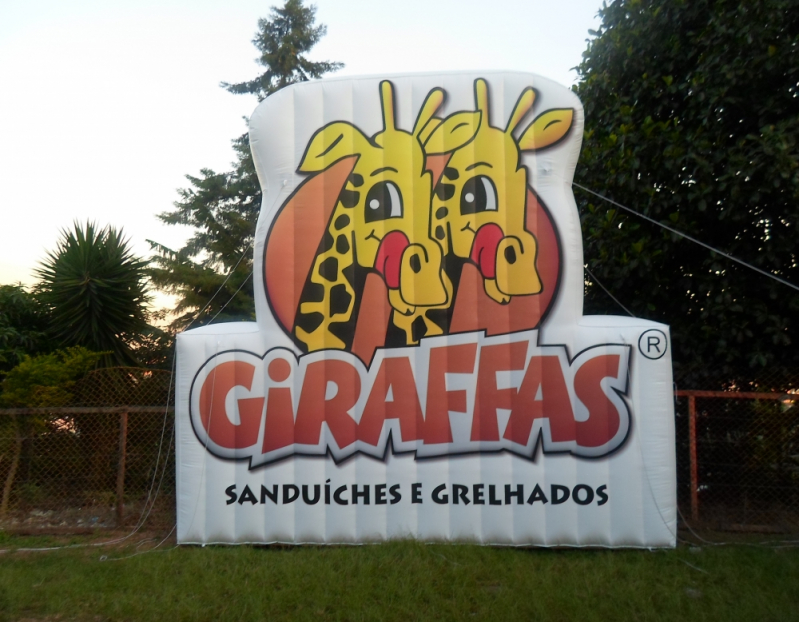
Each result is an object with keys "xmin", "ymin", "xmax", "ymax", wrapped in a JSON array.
[{"xmin": 189, "ymin": 331, "xmax": 631, "ymax": 467}]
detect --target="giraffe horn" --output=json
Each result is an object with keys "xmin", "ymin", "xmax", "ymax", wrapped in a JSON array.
[
  {"xmin": 413, "ymin": 88, "xmax": 445, "ymax": 138},
  {"xmin": 506, "ymin": 87, "xmax": 536, "ymax": 134},
  {"xmin": 380, "ymin": 81, "xmax": 396, "ymax": 132},
  {"xmin": 475, "ymin": 79, "xmax": 490, "ymax": 119}
]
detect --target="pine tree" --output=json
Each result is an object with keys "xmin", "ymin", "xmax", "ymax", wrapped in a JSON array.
[
  {"xmin": 221, "ymin": 0, "xmax": 343, "ymax": 101},
  {"xmin": 149, "ymin": 1, "xmax": 343, "ymax": 328}
]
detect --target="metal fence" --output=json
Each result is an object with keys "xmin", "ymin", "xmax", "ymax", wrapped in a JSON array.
[
  {"xmin": 675, "ymin": 389, "xmax": 799, "ymax": 533},
  {"xmin": 0, "ymin": 368, "xmax": 174, "ymax": 533},
  {"xmin": 674, "ymin": 365, "xmax": 799, "ymax": 533},
  {"xmin": 1, "ymin": 366, "xmax": 798, "ymax": 535}
]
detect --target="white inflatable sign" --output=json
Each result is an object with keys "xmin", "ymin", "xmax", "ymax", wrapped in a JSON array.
[{"xmin": 175, "ymin": 72, "xmax": 676, "ymax": 547}]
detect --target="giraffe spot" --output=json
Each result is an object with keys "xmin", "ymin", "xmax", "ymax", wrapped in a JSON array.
[
  {"xmin": 328, "ymin": 320, "xmax": 354, "ymax": 346},
  {"xmin": 435, "ymin": 225, "xmax": 445, "ymax": 240},
  {"xmin": 295, "ymin": 312, "xmax": 324, "ymax": 334},
  {"xmin": 409, "ymin": 254, "xmax": 422, "ymax": 274},
  {"xmin": 329, "ymin": 283, "xmax": 352, "ymax": 316},
  {"xmin": 435, "ymin": 183, "xmax": 455, "ymax": 201},
  {"xmin": 339, "ymin": 188, "xmax": 360, "ymax": 208},
  {"xmin": 435, "ymin": 207, "xmax": 448, "ymax": 219},
  {"xmin": 411, "ymin": 316, "xmax": 427, "ymax": 342},
  {"xmin": 320, "ymin": 230, "xmax": 335, "ymax": 253},
  {"xmin": 348, "ymin": 173, "xmax": 364, "ymax": 187},
  {"xmin": 443, "ymin": 167, "xmax": 460, "ymax": 180},
  {"xmin": 335, "ymin": 214, "xmax": 350, "ymax": 230},
  {"xmin": 303, "ymin": 282, "xmax": 325, "ymax": 303},
  {"xmin": 336, "ymin": 234, "xmax": 350, "ymax": 254},
  {"xmin": 318, "ymin": 256, "xmax": 339, "ymax": 282},
  {"xmin": 504, "ymin": 246, "xmax": 517, "ymax": 264},
  {"xmin": 425, "ymin": 308, "xmax": 449, "ymax": 333},
  {"xmin": 341, "ymin": 262, "xmax": 356, "ymax": 287}
]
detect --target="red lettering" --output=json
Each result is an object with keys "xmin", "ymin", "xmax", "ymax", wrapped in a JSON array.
[
  {"xmin": 194, "ymin": 343, "xmax": 629, "ymax": 461},
  {"xmin": 199, "ymin": 361, "xmax": 264, "ymax": 449},
  {"xmin": 358, "ymin": 357, "xmax": 424, "ymax": 446},
  {"xmin": 424, "ymin": 344, "xmax": 477, "ymax": 444},
  {"xmin": 471, "ymin": 341, "xmax": 528, "ymax": 441},
  {"xmin": 573, "ymin": 354, "xmax": 622, "ymax": 447},
  {"xmin": 262, "ymin": 357, "xmax": 295, "ymax": 453},
  {"xmin": 295, "ymin": 360, "xmax": 359, "ymax": 448},
  {"xmin": 504, "ymin": 355, "xmax": 574, "ymax": 445},
  {"xmin": 262, "ymin": 386, "xmax": 295, "ymax": 453},
  {"xmin": 268, "ymin": 358, "xmax": 291, "ymax": 382}
]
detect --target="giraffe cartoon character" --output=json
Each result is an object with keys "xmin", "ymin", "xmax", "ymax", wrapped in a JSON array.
[
  {"xmin": 430, "ymin": 78, "xmax": 574, "ymax": 306},
  {"xmin": 265, "ymin": 81, "xmax": 480, "ymax": 355}
]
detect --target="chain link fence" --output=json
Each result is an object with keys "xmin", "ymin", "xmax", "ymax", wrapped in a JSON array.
[
  {"xmin": 0, "ymin": 368, "xmax": 174, "ymax": 533},
  {"xmin": 675, "ymin": 366, "xmax": 799, "ymax": 534},
  {"xmin": 1, "ymin": 365, "xmax": 798, "ymax": 536}
]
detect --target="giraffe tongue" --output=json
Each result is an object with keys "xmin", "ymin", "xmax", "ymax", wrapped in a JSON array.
[
  {"xmin": 470, "ymin": 223, "xmax": 504, "ymax": 279},
  {"xmin": 375, "ymin": 231, "xmax": 410, "ymax": 289}
]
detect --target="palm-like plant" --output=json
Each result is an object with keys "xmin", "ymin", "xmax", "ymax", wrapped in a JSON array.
[{"xmin": 35, "ymin": 222, "xmax": 151, "ymax": 366}]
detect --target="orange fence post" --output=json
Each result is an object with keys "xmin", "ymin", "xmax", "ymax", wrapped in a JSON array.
[
  {"xmin": 116, "ymin": 412, "xmax": 128, "ymax": 527},
  {"xmin": 687, "ymin": 395, "xmax": 698, "ymax": 522}
]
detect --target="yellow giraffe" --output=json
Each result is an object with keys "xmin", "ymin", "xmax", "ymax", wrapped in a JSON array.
[
  {"xmin": 293, "ymin": 81, "xmax": 480, "ymax": 353},
  {"xmin": 429, "ymin": 78, "xmax": 574, "ymax": 304}
]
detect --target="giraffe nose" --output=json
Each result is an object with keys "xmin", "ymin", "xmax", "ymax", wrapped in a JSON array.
[
  {"xmin": 374, "ymin": 230, "xmax": 410, "ymax": 288},
  {"xmin": 495, "ymin": 234, "xmax": 542, "ymax": 296},
  {"xmin": 399, "ymin": 243, "xmax": 447, "ymax": 306}
]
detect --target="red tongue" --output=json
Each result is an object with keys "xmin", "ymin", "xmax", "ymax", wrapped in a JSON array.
[
  {"xmin": 375, "ymin": 231, "xmax": 410, "ymax": 289},
  {"xmin": 470, "ymin": 223, "xmax": 504, "ymax": 279}
]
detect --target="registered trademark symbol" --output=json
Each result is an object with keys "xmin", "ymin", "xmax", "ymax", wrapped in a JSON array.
[{"xmin": 638, "ymin": 329, "xmax": 668, "ymax": 360}]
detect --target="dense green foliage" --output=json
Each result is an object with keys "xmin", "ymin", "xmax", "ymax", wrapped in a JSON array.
[
  {"xmin": 149, "ymin": 1, "xmax": 343, "ymax": 329},
  {"xmin": 35, "ymin": 222, "xmax": 152, "ymax": 367},
  {"xmin": 0, "ymin": 540, "xmax": 797, "ymax": 621},
  {"xmin": 0, "ymin": 347, "xmax": 104, "ymax": 515},
  {"xmin": 0, "ymin": 284, "xmax": 51, "ymax": 374},
  {"xmin": 0, "ymin": 347, "xmax": 102, "ymax": 408},
  {"xmin": 575, "ymin": 0, "xmax": 799, "ymax": 386}
]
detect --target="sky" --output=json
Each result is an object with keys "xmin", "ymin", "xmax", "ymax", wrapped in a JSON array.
[{"xmin": 0, "ymin": 0, "xmax": 603, "ymax": 307}]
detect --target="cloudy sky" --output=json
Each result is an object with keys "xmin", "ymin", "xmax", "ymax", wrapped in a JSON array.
[{"xmin": 0, "ymin": 0, "xmax": 602, "ymax": 304}]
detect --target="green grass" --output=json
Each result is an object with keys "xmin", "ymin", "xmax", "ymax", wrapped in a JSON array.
[{"xmin": 0, "ymin": 534, "xmax": 797, "ymax": 621}]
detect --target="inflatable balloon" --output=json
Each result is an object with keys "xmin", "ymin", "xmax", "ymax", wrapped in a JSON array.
[{"xmin": 175, "ymin": 72, "xmax": 676, "ymax": 547}]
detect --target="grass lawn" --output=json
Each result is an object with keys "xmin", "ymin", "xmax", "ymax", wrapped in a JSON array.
[{"xmin": 0, "ymin": 532, "xmax": 797, "ymax": 621}]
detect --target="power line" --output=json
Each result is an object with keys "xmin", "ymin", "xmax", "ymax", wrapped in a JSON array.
[
  {"xmin": 185, "ymin": 242, "xmax": 253, "ymax": 330},
  {"xmin": 573, "ymin": 182, "xmax": 799, "ymax": 294},
  {"xmin": 584, "ymin": 265, "xmax": 636, "ymax": 317},
  {"xmin": 209, "ymin": 271, "xmax": 253, "ymax": 324}
]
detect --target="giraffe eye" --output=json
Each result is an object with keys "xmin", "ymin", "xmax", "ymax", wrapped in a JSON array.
[
  {"xmin": 460, "ymin": 175, "xmax": 497, "ymax": 215},
  {"xmin": 365, "ymin": 181, "xmax": 403, "ymax": 223}
]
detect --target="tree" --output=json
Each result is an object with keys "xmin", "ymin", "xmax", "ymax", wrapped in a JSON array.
[
  {"xmin": 149, "ymin": 0, "xmax": 343, "ymax": 329},
  {"xmin": 148, "ymin": 134, "xmax": 260, "ymax": 328},
  {"xmin": 0, "ymin": 347, "xmax": 103, "ymax": 409},
  {"xmin": 574, "ymin": 0, "xmax": 799, "ymax": 387},
  {"xmin": 35, "ymin": 222, "xmax": 153, "ymax": 367},
  {"xmin": 0, "ymin": 284, "xmax": 52, "ymax": 374},
  {"xmin": 221, "ymin": 0, "xmax": 343, "ymax": 101}
]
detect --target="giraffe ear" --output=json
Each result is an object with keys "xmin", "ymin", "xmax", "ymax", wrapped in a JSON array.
[
  {"xmin": 417, "ymin": 117, "xmax": 442, "ymax": 146},
  {"xmin": 423, "ymin": 111, "xmax": 481, "ymax": 155},
  {"xmin": 517, "ymin": 108, "xmax": 574, "ymax": 151},
  {"xmin": 298, "ymin": 122, "xmax": 371, "ymax": 173}
]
